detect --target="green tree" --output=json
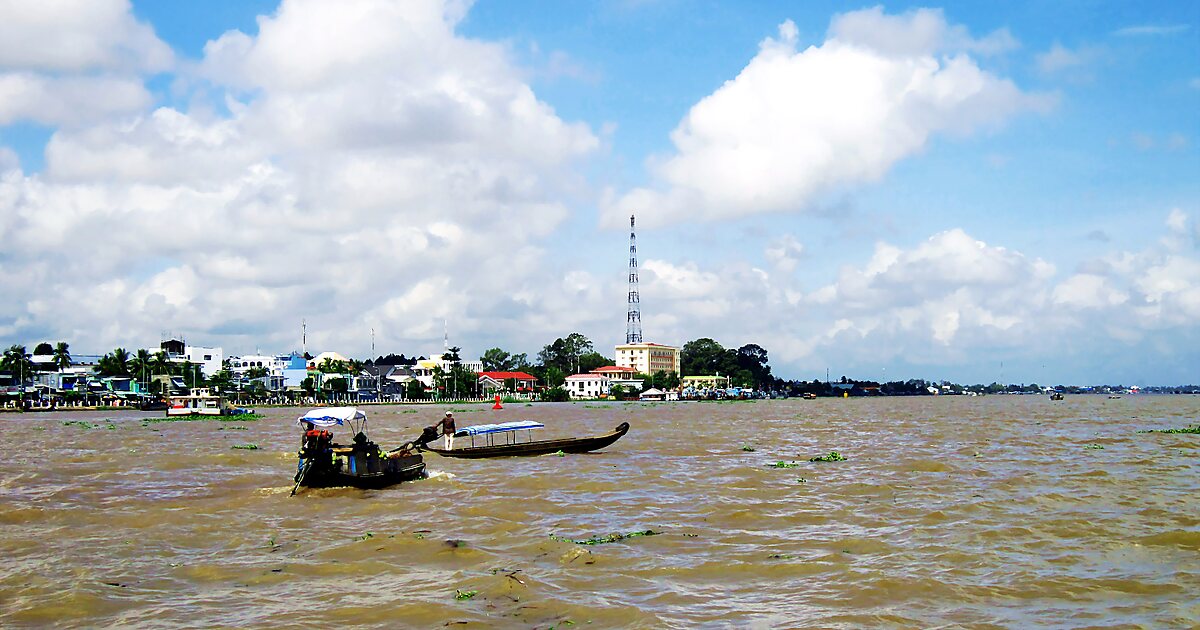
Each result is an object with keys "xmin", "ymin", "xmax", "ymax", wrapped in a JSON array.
[
  {"xmin": 129, "ymin": 349, "xmax": 153, "ymax": 389},
  {"xmin": 543, "ymin": 366, "xmax": 566, "ymax": 388},
  {"xmin": 207, "ymin": 369, "xmax": 235, "ymax": 393},
  {"xmin": 53, "ymin": 342, "xmax": 72, "ymax": 372},
  {"xmin": 541, "ymin": 386, "xmax": 570, "ymax": 402},
  {"xmin": 96, "ymin": 348, "xmax": 132, "ymax": 377},
  {"xmin": 326, "ymin": 377, "xmax": 349, "ymax": 398},
  {"xmin": 246, "ymin": 366, "xmax": 269, "ymax": 379},
  {"xmin": 681, "ymin": 338, "xmax": 738, "ymax": 376},
  {"xmin": 538, "ymin": 333, "xmax": 594, "ymax": 375},
  {"xmin": 405, "ymin": 378, "xmax": 426, "ymax": 400},
  {"xmin": 578, "ymin": 351, "xmax": 612, "ymax": 374},
  {"xmin": 435, "ymin": 346, "xmax": 477, "ymax": 399},
  {"xmin": 1, "ymin": 345, "xmax": 34, "ymax": 385},
  {"xmin": 735, "ymin": 344, "xmax": 772, "ymax": 387},
  {"xmin": 33, "ymin": 342, "xmax": 53, "ymax": 356},
  {"xmin": 609, "ymin": 384, "xmax": 627, "ymax": 399},
  {"xmin": 481, "ymin": 347, "xmax": 514, "ymax": 372},
  {"xmin": 301, "ymin": 376, "xmax": 316, "ymax": 396},
  {"xmin": 150, "ymin": 350, "xmax": 169, "ymax": 376}
]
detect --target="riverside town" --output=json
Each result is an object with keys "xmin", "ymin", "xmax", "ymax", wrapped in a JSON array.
[{"xmin": 2, "ymin": 334, "xmax": 1193, "ymax": 412}]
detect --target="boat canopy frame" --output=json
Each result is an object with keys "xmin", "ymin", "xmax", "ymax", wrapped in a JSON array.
[{"xmin": 454, "ymin": 420, "xmax": 544, "ymax": 448}]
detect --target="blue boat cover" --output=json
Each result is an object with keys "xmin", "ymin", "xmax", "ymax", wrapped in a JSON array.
[{"xmin": 457, "ymin": 420, "xmax": 544, "ymax": 437}]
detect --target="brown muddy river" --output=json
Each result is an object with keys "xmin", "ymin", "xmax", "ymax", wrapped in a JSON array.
[{"xmin": 1, "ymin": 396, "xmax": 1197, "ymax": 628}]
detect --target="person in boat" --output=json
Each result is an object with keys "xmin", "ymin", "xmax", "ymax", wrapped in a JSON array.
[
  {"xmin": 411, "ymin": 425, "xmax": 441, "ymax": 450},
  {"xmin": 437, "ymin": 411, "xmax": 456, "ymax": 450},
  {"xmin": 297, "ymin": 421, "xmax": 333, "ymax": 477}
]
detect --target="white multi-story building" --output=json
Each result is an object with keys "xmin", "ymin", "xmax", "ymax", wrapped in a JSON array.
[{"xmin": 614, "ymin": 342, "xmax": 680, "ymax": 376}]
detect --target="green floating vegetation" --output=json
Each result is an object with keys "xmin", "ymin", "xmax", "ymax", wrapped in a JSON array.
[
  {"xmin": 550, "ymin": 529, "xmax": 660, "ymax": 545},
  {"xmin": 768, "ymin": 553, "xmax": 795, "ymax": 560},
  {"xmin": 769, "ymin": 461, "xmax": 800, "ymax": 468},
  {"xmin": 797, "ymin": 477, "xmax": 807, "ymax": 483},
  {"xmin": 1141, "ymin": 425, "xmax": 1200, "ymax": 435},
  {"xmin": 218, "ymin": 426, "xmax": 248, "ymax": 431},
  {"xmin": 142, "ymin": 414, "xmax": 260, "ymax": 424},
  {"xmin": 354, "ymin": 532, "xmax": 374, "ymax": 541},
  {"xmin": 741, "ymin": 445, "xmax": 756, "ymax": 452},
  {"xmin": 809, "ymin": 451, "xmax": 846, "ymax": 462},
  {"xmin": 1084, "ymin": 444, "xmax": 1105, "ymax": 450},
  {"xmin": 454, "ymin": 589, "xmax": 478, "ymax": 600},
  {"xmin": 555, "ymin": 450, "xmax": 566, "ymax": 457},
  {"xmin": 231, "ymin": 443, "xmax": 259, "ymax": 450},
  {"xmin": 63, "ymin": 420, "xmax": 99, "ymax": 429}
]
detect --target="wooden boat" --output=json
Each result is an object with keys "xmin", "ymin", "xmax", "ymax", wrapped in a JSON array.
[
  {"xmin": 299, "ymin": 451, "xmax": 426, "ymax": 490},
  {"xmin": 1049, "ymin": 392, "xmax": 1064, "ymax": 401},
  {"xmin": 422, "ymin": 421, "xmax": 630, "ymax": 459},
  {"xmin": 293, "ymin": 407, "xmax": 425, "ymax": 492}
]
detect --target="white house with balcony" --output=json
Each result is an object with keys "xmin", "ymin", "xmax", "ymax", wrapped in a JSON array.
[{"xmin": 565, "ymin": 373, "xmax": 610, "ymax": 399}]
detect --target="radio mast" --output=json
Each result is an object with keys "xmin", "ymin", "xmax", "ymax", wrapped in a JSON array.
[{"xmin": 626, "ymin": 214, "xmax": 643, "ymax": 344}]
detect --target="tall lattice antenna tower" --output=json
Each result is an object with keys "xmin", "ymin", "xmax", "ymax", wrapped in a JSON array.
[{"xmin": 626, "ymin": 214, "xmax": 643, "ymax": 344}]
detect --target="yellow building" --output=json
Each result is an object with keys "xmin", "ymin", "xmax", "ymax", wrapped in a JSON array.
[
  {"xmin": 614, "ymin": 342, "xmax": 680, "ymax": 375},
  {"xmin": 681, "ymin": 375, "xmax": 730, "ymax": 390}
]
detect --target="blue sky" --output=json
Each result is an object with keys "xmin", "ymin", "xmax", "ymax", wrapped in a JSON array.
[{"xmin": 0, "ymin": 0, "xmax": 1196, "ymax": 385}]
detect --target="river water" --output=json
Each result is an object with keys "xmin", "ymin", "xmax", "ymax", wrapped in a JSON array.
[{"xmin": 0, "ymin": 396, "xmax": 1197, "ymax": 628}]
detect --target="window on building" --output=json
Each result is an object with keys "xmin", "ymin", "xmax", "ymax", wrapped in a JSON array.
[{"xmin": 204, "ymin": 355, "xmax": 212, "ymax": 361}]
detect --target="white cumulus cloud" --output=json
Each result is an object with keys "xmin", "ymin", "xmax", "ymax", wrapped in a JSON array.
[{"xmin": 604, "ymin": 8, "xmax": 1051, "ymax": 227}]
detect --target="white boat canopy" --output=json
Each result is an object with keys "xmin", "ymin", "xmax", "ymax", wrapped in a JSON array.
[
  {"xmin": 456, "ymin": 420, "xmax": 544, "ymax": 437},
  {"xmin": 297, "ymin": 407, "xmax": 367, "ymax": 430}
]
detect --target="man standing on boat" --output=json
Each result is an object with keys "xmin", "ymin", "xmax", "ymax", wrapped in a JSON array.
[{"xmin": 437, "ymin": 411, "xmax": 456, "ymax": 450}]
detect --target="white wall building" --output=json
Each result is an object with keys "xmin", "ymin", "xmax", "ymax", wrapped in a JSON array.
[
  {"xmin": 565, "ymin": 373, "xmax": 610, "ymax": 399},
  {"xmin": 183, "ymin": 345, "xmax": 223, "ymax": 378}
]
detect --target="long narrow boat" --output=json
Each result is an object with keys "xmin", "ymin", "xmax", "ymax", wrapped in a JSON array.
[{"xmin": 422, "ymin": 421, "xmax": 630, "ymax": 459}]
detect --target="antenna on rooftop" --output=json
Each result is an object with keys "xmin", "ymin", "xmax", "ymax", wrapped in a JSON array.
[
  {"xmin": 626, "ymin": 214, "xmax": 643, "ymax": 344},
  {"xmin": 302, "ymin": 319, "xmax": 307, "ymax": 356}
]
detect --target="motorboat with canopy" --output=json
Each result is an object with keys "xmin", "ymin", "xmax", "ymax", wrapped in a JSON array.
[{"xmin": 291, "ymin": 407, "xmax": 425, "ymax": 493}]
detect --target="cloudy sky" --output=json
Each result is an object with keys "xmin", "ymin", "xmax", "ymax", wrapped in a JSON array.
[{"xmin": 1, "ymin": 0, "xmax": 1197, "ymax": 385}]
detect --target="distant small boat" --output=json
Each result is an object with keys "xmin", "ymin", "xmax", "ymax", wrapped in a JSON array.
[
  {"xmin": 421, "ymin": 421, "xmax": 630, "ymax": 459},
  {"xmin": 802, "ymin": 392, "xmax": 817, "ymax": 400},
  {"xmin": 1049, "ymin": 392, "xmax": 1064, "ymax": 401},
  {"xmin": 1108, "ymin": 395, "xmax": 1122, "ymax": 399}
]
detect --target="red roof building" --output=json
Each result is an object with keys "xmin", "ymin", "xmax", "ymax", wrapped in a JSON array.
[{"xmin": 477, "ymin": 371, "xmax": 538, "ymax": 392}]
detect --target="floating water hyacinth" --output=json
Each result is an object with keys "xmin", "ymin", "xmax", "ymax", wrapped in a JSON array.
[
  {"xmin": 550, "ymin": 530, "xmax": 660, "ymax": 545},
  {"xmin": 809, "ymin": 451, "xmax": 846, "ymax": 462}
]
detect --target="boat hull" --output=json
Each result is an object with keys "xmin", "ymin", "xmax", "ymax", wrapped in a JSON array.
[
  {"xmin": 423, "ymin": 422, "xmax": 630, "ymax": 459},
  {"xmin": 299, "ymin": 454, "xmax": 426, "ymax": 490}
]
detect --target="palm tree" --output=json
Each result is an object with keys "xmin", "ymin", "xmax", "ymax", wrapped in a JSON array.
[
  {"xmin": 130, "ymin": 349, "xmax": 153, "ymax": 391},
  {"xmin": 2, "ymin": 345, "xmax": 33, "ymax": 406},
  {"xmin": 2, "ymin": 345, "xmax": 33, "ymax": 383},
  {"xmin": 96, "ymin": 348, "xmax": 132, "ymax": 378},
  {"xmin": 53, "ymin": 342, "xmax": 71, "ymax": 372}
]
